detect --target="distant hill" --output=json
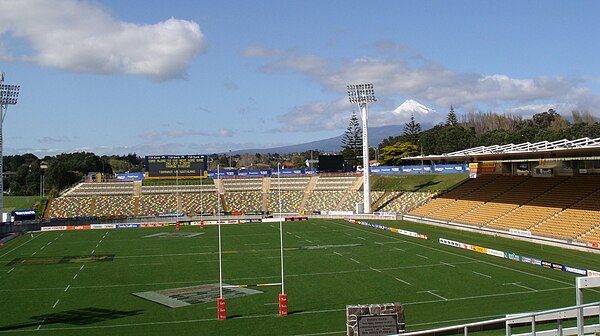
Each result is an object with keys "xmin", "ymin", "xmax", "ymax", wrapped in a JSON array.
[{"xmin": 233, "ymin": 124, "xmax": 404, "ymax": 155}]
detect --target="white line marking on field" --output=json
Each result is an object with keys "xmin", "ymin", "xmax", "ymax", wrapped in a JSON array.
[
  {"xmin": 473, "ymin": 271, "xmax": 492, "ymax": 278},
  {"xmin": 244, "ymin": 243, "xmax": 270, "ymax": 246},
  {"xmin": 332, "ymin": 221, "xmax": 576, "ymax": 288},
  {"xmin": 64, "ymin": 285, "xmax": 70, "ymax": 292},
  {"xmin": 395, "ymin": 278, "xmax": 412, "ymax": 286},
  {"xmin": 40, "ymin": 246, "xmax": 45, "ymax": 250},
  {"xmin": 349, "ymin": 258, "xmax": 361, "ymax": 264},
  {"xmin": 394, "ymin": 247, "xmax": 405, "ymax": 252},
  {"xmin": 356, "ymin": 237, "xmax": 366, "ymax": 240},
  {"xmin": 46, "ymin": 241, "xmax": 52, "ymax": 246},
  {"xmin": 91, "ymin": 249, "xmax": 95, "ymax": 254},
  {"xmin": 52, "ymin": 299, "xmax": 60, "ymax": 308},
  {"xmin": 7, "ymin": 267, "xmax": 14, "ymax": 273},
  {"xmin": 418, "ymin": 290, "xmax": 448, "ymax": 301},
  {"xmin": 294, "ymin": 235, "xmax": 302, "ymax": 239},
  {"xmin": 440, "ymin": 261, "xmax": 456, "ymax": 267},
  {"xmin": 416, "ymin": 254, "xmax": 429, "ymax": 259},
  {"xmin": 79, "ymin": 265, "xmax": 85, "ymax": 271},
  {"xmin": 130, "ymin": 263, "xmax": 165, "ymax": 267},
  {"xmin": 263, "ymin": 302, "xmax": 279, "ymax": 306},
  {"xmin": 305, "ymin": 239, "xmax": 313, "ymax": 243},
  {"xmin": 96, "ymin": 244, "xmax": 100, "ymax": 248},
  {"xmin": 36, "ymin": 318, "xmax": 46, "ymax": 330},
  {"xmin": 504, "ymin": 282, "xmax": 535, "ymax": 291},
  {"xmin": 374, "ymin": 241, "xmax": 384, "ymax": 246},
  {"xmin": 369, "ymin": 267, "xmax": 382, "ymax": 273},
  {"xmin": 333, "ymin": 252, "xmax": 343, "ymax": 257},
  {"xmin": 73, "ymin": 274, "xmax": 78, "ymax": 280}
]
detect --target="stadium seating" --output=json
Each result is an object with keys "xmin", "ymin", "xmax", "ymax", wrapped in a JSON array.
[
  {"xmin": 267, "ymin": 191, "xmax": 304, "ymax": 213},
  {"xmin": 312, "ymin": 176, "xmax": 359, "ymax": 191},
  {"xmin": 304, "ymin": 191, "xmax": 346, "ymax": 212},
  {"xmin": 224, "ymin": 191, "xmax": 262, "ymax": 212},
  {"xmin": 181, "ymin": 193, "xmax": 219, "ymax": 214},
  {"xmin": 377, "ymin": 191, "xmax": 437, "ymax": 213},
  {"xmin": 221, "ymin": 178, "xmax": 263, "ymax": 192},
  {"xmin": 138, "ymin": 195, "xmax": 178, "ymax": 216},
  {"xmin": 270, "ymin": 176, "xmax": 311, "ymax": 191},
  {"xmin": 66, "ymin": 182, "xmax": 134, "ymax": 196},
  {"xmin": 95, "ymin": 195, "xmax": 135, "ymax": 217},
  {"xmin": 47, "ymin": 197, "xmax": 93, "ymax": 218}
]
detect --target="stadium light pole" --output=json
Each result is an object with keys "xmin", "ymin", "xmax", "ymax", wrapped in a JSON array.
[
  {"xmin": 0, "ymin": 73, "xmax": 20, "ymax": 220},
  {"xmin": 347, "ymin": 84, "xmax": 375, "ymax": 214},
  {"xmin": 216, "ymin": 164, "xmax": 226, "ymax": 320}
]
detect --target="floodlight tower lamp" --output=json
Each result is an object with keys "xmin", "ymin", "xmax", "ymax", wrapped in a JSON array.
[
  {"xmin": 347, "ymin": 83, "xmax": 375, "ymax": 214},
  {"xmin": 0, "ymin": 74, "xmax": 20, "ymax": 219}
]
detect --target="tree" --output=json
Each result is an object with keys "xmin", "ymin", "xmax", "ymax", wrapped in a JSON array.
[
  {"xmin": 341, "ymin": 111, "xmax": 362, "ymax": 165},
  {"xmin": 446, "ymin": 105, "xmax": 458, "ymax": 126},
  {"xmin": 402, "ymin": 114, "xmax": 421, "ymax": 144},
  {"xmin": 379, "ymin": 142, "xmax": 419, "ymax": 166}
]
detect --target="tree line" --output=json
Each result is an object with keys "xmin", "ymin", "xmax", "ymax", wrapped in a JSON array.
[{"xmin": 373, "ymin": 108, "xmax": 600, "ymax": 165}]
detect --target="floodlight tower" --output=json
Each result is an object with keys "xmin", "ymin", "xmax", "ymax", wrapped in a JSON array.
[
  {"xmin": 347, "ymin": 84, "xmax": 375, "ymax": 214},
  {"xmin": 0, "ymin": 73, "xmax": 20, "ymax": 220}
]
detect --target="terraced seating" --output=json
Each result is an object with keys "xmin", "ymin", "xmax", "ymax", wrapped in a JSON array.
[
  {"xmin": 66, "ymin": 182, "xmax": 134, "ymax": 196},
  {"xmin": 312, "ymin": 176, "xmax": 358, "ymax": 191},
  {"xmin": 581, "ymin": 227, "xmax": 600, "ymax": 242},
  {"xmin": 270, "ymin": 177, "xmax": 311, "ymax": 191},
  {"xmin": 221, "ymin": 178, "xmax": 263, "ymax": 191},
  {"xmin": 408, "ymin": 174, "xmax": 499, "ymax": 217},
  {"xmin": 47, "ymin": 197, "xmax": 93, "ymax": 218},
  {"xmin": 95, "ymin": 196, "xmax": 135, "ymax": 217},
  {"xmin": 489, "ymin": 176, "xmax": 597, "ymax": 232},
  {"xmin": 267, "ymin": 191, "xmax": 303, "ymax": 213},
  {"xmin": 379, "ymin": 192, "xmax": 437, "ymax": 213},
  {"xmin": 141, "ymin": 184, "xmax": 216, "ymax": 195},
  {"xmin": 337, "ymin": 191, "xmax": 363, "ymax": 211},
  {"xmin": 181, "ymin": 193, "xmax": 219, "ymax": 214},
  {"xmin": 531, "ymin": 181, "xmax": 600, "ymax": 239},
  {"xmin": 304, "ymin": 191, "xmax": 346, "ymax": 212},
  {"xmin": 138, "ymin": 195, "xmax": 177, "ymax": 216},
  {"xmin": 224, "ymin": 191, "xmax": 262, "ymax": 212}
]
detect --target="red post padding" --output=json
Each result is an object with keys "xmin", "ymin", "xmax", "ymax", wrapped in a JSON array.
[
  {"xmin": 279, "ymin": 293, "xmax": 288, "ymax": 316},
  {"xmin": 217, "ymin": 297, "xmax": 226, "ymax": 320}
]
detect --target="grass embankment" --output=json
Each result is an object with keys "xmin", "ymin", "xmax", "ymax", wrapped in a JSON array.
[
  {"xmin": 2, "ymin": 196, "xmax": 48, "ymax": 216},
  {"xmin": 369, "ymin": 173, "xmax": 469, "ymax": 192}
]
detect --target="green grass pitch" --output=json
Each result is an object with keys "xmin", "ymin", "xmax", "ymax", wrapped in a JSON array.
[{"xmin": 1, "ymin": 219, "xmax": 599, "ymax": 335}]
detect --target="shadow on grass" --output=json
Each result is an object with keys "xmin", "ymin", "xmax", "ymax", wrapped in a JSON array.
[
  {"xmin": 0, "ymin": 307, "xmax": 144, "ymax": 331},
  {"xmin": 412, "ymin": 180, "xmax": 441, "ymax": 191}
]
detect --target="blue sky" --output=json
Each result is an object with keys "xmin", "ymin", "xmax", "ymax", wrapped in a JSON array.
[{"xmin": 1, "ymin": 0, "xmax": 599, "ymax": 157}]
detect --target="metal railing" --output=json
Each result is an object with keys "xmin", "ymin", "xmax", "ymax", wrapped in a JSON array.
[{"xmin": 399, "ymin": 301, "xmax": 600, "ymax": 336}]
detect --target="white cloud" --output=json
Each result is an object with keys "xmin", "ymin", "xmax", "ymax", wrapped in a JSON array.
[
  {"xmin": 0, "ymin": 0, "xmax": 207, "ymax": 80},
  {"xmin": 275, "ymin": 99, "xmax": 350, "ymax": 132},
  {"xmin": 244, "ymin": 47, "xmax": 596, "ymax": 131},
  {"xmin": 163, "ymin": 128, "xmax": 233, "ymax": 139}
]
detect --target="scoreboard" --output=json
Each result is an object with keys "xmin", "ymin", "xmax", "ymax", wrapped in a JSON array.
[{"xmin": 145, "ymin": 155, "xmax": 207, "ymax": 178}]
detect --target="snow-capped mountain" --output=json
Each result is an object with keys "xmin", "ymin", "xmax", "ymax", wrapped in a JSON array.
[{"xmin": 393, "ymin": 99, "xmax": 436, "ymax": 115}]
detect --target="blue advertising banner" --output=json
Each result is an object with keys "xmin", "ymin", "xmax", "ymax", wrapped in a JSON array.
[{"xmin": 115, "ymin": 172, "xmax": 145, "ymax": 181}]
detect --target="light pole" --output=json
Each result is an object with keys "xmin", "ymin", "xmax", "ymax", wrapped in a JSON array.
[
  {"xmin": 40, "ymin": 161, "xmax": 48, "ymax": 198},
  {"xmin": 347, "ymin": 83, "xmax": 375, "ymax": 214},
  {"xmin": 0, "ymin": 73, "xmax": 20, "ymax": 218}
]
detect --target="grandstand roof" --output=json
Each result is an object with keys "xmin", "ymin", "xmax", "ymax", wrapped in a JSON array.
[{"xmin": 405, "ymin": 137, "xmax": 600, "ymax": 162}]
